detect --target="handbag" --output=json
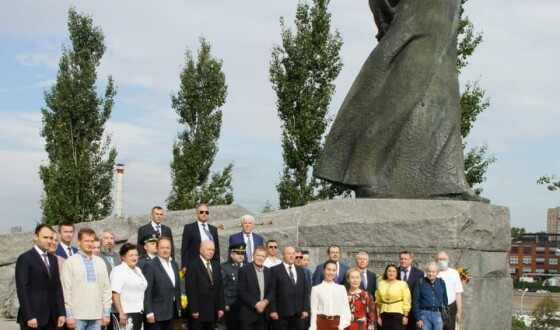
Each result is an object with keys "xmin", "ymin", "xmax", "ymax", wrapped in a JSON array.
[{"xmin": 428, "ymin": 279, "xmax": 450, "ymax": 323}]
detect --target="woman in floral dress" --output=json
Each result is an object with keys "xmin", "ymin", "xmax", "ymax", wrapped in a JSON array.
[{"xmin": 346, "ymin": 267, "xmax": 377, "ymax": 330}]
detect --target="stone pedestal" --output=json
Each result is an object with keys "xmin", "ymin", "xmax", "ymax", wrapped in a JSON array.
[{"xmin": 252, "ymin": 199, "xmax": 512, "ymax": 330}]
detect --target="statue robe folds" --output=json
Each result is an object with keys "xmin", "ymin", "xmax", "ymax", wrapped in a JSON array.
[{"xmin": 314, "ymin": 0, "xmax": 474, "ymax": 199}]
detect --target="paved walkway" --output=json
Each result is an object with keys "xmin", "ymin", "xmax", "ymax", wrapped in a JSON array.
[{"xmin": 0, "ymin": 318, "xmax": 18, "ymax": 330}]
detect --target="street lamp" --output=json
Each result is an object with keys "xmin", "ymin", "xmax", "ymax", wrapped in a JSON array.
[{"xmin": 520, "ymin": 288, "xmax": 529, "ymax": 314}]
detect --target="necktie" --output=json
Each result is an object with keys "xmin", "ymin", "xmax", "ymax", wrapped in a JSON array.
[
  {"xmin": 42, "ymin": 253, "xmax": 50, "ymax": 276},
  {"xmin": 202, "ymin": 223, "xmax": 213, "ymax": 241},
  {"xmin": 289, "ymin": 266, "xmax": 296, "ymax": 286},
  {"xmin": 67, "ymin": 246, "xmax": 73, "ymax": 256},
  {"xmin": 206, "ymin": 261, "xmax": 213, "ymax": 285},
  {"xmin": 246, "ymin": 234, "xmax": 253, "ymax": 262},
  {"xmin": 402, "ymin": 269, "xmax": 409, "ymax": 282},
  {"xmin": 362, "ymin": 270, "xmax": 367, "ymax": 290},
  {"xmin": 156, "ymin": 225, "xmax": 161, "ymax": 237}
]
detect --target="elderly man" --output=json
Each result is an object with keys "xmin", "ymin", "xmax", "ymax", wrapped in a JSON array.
[
  {"xmin": 228, "ymin": 214, "xmax": 264, "ymax": 263},
  {"xmin": 347, "ymin": 252, "xmax": 377, "ymax": 298},
  {"xmin": 98, "ymin": 229, "xmax": 122, "ymax": 275},
  {"xmin": 436, "ymin": 251, "xmax": 463, "ymax": 330},
  {"xmin": 269, "ymin": 245, "xmax": 310, "ymax": 330},
  {"xmin": 412, "ymin": 262, "xmax": 448, "ymax": 330},
  {"xmin": 16, "ymin": 224, "xmax": 66, "ymax": 330},
  {"xmin": 238, "ymin": 246, "xmax": 272, "ymax": 330},
  {"xmin": 181, "ymin": 204, "xmax": 221, "ymax": 272},
  {"xmin": 137, "ymin": 206, "xmax": 175, "ymax": 257},
  {"xmin": 55, "ymin": 221, "xmax": 78, "ymax": 259},
  {"xmin": 222, "ymin": 243, "xmax": 246, "ymax": 330},
  {"xmin": 186, "ymin": 240, "xmax": 225, "ymax": 330},
  {"xmin": 312, "ymin": 245, "xmax": 349, "ymax": 285}
]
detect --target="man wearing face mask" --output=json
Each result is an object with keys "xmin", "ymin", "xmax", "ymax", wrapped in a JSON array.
[{"xmin": 435, "ymin": 251, "xmax": 463, "ymax": 330}]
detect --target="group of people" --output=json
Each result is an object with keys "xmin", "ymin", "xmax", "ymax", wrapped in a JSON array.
[{"xmin": 15, "ymin": 203, "xmax": 464, "ymax": 330}]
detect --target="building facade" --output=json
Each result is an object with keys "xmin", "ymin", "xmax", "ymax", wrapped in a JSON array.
[
  {"xmin": 547, "ymin": 207, "xmax": 560, "ymax": 234},
  {"xmin": 509, "ymin": 233, "xmax": 560, "ymax": 280}
]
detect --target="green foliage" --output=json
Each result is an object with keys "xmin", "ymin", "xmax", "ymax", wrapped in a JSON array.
[
  {"xmin": 530, "ymin": 294, "xmax": 560, "ymax": 329},
  {"xmin": 458, "ymin": 0, "xmax": 495, "ymax": 194},
  {"xmin": 537, "ymin": 175, "xmax": 560, "ymax": 191},
  {"xmin": 261, "ymin": 200, "xmax": 276, "ymax": 213},
  {"xmin": 512, "ymin": 315, "xmax": 529, "ymax": 330},
  {"xmin": 511, "ymin": 227, "xmax": 526, "ymax": 242},
  {"xmin": 39, "ymin": 8, "xmax": 117, "ymax": 225},
  {"xmin": 167, "ymin": 37, "xmax": 233, "ymax": 210},
  {"xmin": 270, "ymin": 0, "xmax": 350, "ymax": 209}
]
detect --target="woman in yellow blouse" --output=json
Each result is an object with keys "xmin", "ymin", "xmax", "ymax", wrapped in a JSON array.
[{"xmin": 375, "ymin": 265, "xmax": 411, "ymax": 330}]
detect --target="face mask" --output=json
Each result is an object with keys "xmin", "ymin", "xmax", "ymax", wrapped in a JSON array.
[{"xmin": 438, "ymin": 261, "xmax": 448, "ymax": 270}]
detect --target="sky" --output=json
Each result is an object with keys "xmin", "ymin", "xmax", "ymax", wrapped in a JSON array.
[{"xmin": 0, "ymin": 0, "xmax": 558, "ymax": 234}]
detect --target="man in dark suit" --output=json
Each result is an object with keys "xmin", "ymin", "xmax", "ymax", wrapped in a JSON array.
[
  {"xmin": 54, "ymin": 221, "xmax": 78, "ymax": 259},
  {"xmin": 185, "ymin": 240, "xmax": 225, "ymax": 330},
  {"xmin": 269, "ymin": 245, "xmax": 310, "ymax": 330},
  {"xmin": 398, "ymin": 250, "xmax": 424, "ymax": 330},
  {"xmin": 312, "ymin": 245, "xmax": 349, "ymax": 285},
  {"xmin": 228, "ymin": 214, "xmax": 264, "ymax": 263},
  {"xmin": 16, "ymin": 224, "xmax": 66, "ymax": 330},
  {"xmin": 346, "ymin": 252, "xmax": 377, "ymax": 298},
  {"xmin": 137, "ymin": 233, "xmax": 159, "ymax": 270},
  {"xmin": 137, "ymin": 206, "xmax": 175, "ymax": 257},
  {"xmin": 143, "ymin": 237, "xmax": 182, "ymax": 330},
  {"xmin": 181, "ymin": 203, "xmax": 220, "ymax": 272},
  {"xmin": 238, "ymin": 246, "xmax": 272, "ymax": 330}
]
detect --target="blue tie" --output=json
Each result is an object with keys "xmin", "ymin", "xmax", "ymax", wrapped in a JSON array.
[{"xmin": 289, "ymin": 266, "xmax": 296, "ymax": 286}]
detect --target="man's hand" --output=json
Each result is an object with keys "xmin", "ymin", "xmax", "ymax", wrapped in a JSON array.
[
  {"xmin": 225, "ymin": 306, "xmax": 230, "ymax": 312},
  {"xmin": 27, "ymin": 318, "xmax": 38, "ymax": 328},
  {"xmin": 255, "ymin": 300, "xmax": 267, "ymax": 313},
  {"xmin": 270, "ymin": 312, "xmax": 279, "ymax": 320},
  {"xmin": 456, "ymin": 311, "xmax": 462, "ymax": 323},
  {"xmin": 66, "ymin": 319, "xmax": 76, "ymax": 329},
  {"xmin": 101, "ymin": 316, "xmax": 110, "ymax": 326},
  {"xmin": 301, "ymin": 311, "xmax": 309, "ymax": 319},
  {"xmin": 57, "ymin": 316, "xmax": 66, "ymax": 327},
  {"xmin": 147, "ymin": 315, "xmax": 156, "ymax": 323},
  {"xmin": 416, "ymin": 321, "xmax": 423, "ymax": 328},
  {"xmin": 192, "ymin": 313, "xmax": 199, "ymax": 319},
  {"xmin": 218, "ymin": 310, "xmax": 224, "ymax": 318}
]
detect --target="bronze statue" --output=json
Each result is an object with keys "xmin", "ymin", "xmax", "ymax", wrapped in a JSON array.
[{"xmin": 314, "ymin": 0, "xmax": 479, "ymax": 200}]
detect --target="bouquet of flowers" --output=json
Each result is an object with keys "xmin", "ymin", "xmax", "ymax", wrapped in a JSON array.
[{"xmin": 457, "ymin": 267, "xmax": 471, "ymax": 283}]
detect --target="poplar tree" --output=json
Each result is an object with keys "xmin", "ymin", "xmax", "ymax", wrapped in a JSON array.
[
  {"xmin": 270, "ymin": 0, "xmax": 348, "ymax": 209},
  {"xmin": 167, "ymin": 38, "xmax": 233, "ymax": 210},
  {"xmin": 39, "ymin": 8, "xmax": 117, "ymax": 225}
]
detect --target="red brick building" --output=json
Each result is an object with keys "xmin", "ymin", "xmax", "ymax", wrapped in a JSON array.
[{"xmin": 509, "ymin": 233, "xmax": 560, "ymax": 280}]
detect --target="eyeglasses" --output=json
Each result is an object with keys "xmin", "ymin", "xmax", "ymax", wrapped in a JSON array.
[
  {"xmin": 199, "ymin": 210, "xmax": 209, "ymax": 215},
  {"xmin": 295, "ymin": 256, "xmax": 303, "ymax": 259},
  {"xmin": 268, "ymin": 246, "xmax": 278, "ymax": 249}
]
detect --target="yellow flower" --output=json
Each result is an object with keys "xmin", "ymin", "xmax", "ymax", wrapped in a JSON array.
[
  {"xmin": 179, "ymin": 270, "xmax": 185, "ymax": 278},
  {"xmin": 457, "ymin": 267, "xmax": 463, "ymax": 273},
  {"xmin": 181, "ymin": 293, "xmax": 188, "ymax": 309}
]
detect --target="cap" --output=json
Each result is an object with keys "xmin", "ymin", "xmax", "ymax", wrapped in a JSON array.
[
  {"xmin": 142, "ymin": 233, "xmax": 158, "ymax": 244},
  {"xmin": 229, "ymin": 242, "xmax": 246, "ymax": 253}
]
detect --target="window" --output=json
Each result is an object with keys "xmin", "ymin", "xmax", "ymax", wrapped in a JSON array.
[
  {"xmin": 523, "ymin": 267, "xmax": 531, "ymax": 273},
  {"xmin": 523, "ymin": 245, "xmax": 532, "ymax": 254},
  {"xmin": 523, "ymin": 257, "xmax": 531, "ymax": 265},
  {"xmin": 536, "ymin": 246, "xmax": 545, "ymax": 253},
  {"xmin": 510, "ymin": 257, "xmax": 518, "ymax": 264},
  {"xmin": 536, "ymin": 257, "xmax": 545, "ymax": 264},
  {"xmin": 510, "ymin": 268, "xmax": 517, "ymax": 274},
  {"xmin": 550, "ymin": 258, "xmax": 558, "ymax": 265},
  {"xmin": 511, "ymin": 246, "xmax": 519, "ymax": 253},
  {"xmin": 549, "ymin": 269, "xmax": 558, "ymax": 274},
  {"xmin": 536, "ymin": 269, "xmax": 545, "ymax": 274}
]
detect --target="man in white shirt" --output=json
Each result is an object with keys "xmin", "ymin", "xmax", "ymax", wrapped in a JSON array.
[
  {"xmin": 181, "ymin": 204, "xmax": 221, "ymax": 272},
  {"xmin": 263, "ymin": 240, "xmax": 282, "ymax": 268},
  {"xmin": 436, "ymin": 251, "xmax": 464, "ymax": 330}
]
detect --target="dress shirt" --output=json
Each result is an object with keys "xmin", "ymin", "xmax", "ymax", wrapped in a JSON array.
[
  {"xmin": 197, "ymin": 220, "xmax": 214, "ymax": 241},
  {"xmin": 400, "ymin": 267, "xmax": 411, "ymax": 281},
  {"xmin": 255, "ymin": 265, "xmax": 265, "ymax": 301},
  {"xmin": 412, "ymin": 277, "xmax": 448, "ymax": 320},
  {"xmin": 34, "ymin": 245, "xmax": 49, "ymax": 266},
  {"xmin": 60, "ymin": 242, "xmax": 74, "ymax": 257},
  {"xmin": 159, "ymin": 257, "xmax": 176, "ymax": 287},
  {"xmin": 264, "ymin": 257, "xmax": 282, "ymax": 268},
  {"xmin": 310, "ymin": 281, "xmax": 351, "ymax": 330},
  {"xmin": 283, "ymin": 262, "xmax": 297, "ymax": 283},
  {"xmin": 151, "ymin": 221, "xmax": 161, "ymax": 235},
  {"xmin": 437, "ymin": 268, "xmax": 463, "ymax": 305}
]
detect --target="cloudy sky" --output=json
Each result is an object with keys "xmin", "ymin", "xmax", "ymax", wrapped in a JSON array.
[{"xmin": 0, "ymin": 0, "xmax": 558, "ymax": 234}]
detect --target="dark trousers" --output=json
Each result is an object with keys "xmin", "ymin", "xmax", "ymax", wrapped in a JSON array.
[
  {"xmin": 188, "ymin": 318, "xmax": 216, "ymax": 330},
  {"xmin": 380, "ymin": 312, "xmax": 405, "ymax": 330},
  {"xmin": 443, "ymin": 302, "xmax": 457, "ymax": 330},
  {"xmin": 20, "ymin": 317, "xmax": 56, "ymax": 330},
  {"xmin": 146, "ymin": 319, "xmax": 175, "ymax": 330},
  {"xmin": 225, "ymin": 301, "xmax": 241, "ymax": 330},
  {"xmin": 274, "ymin": 315, "xmax": 305, "ymax": 330},
  {"xmin": 240, "ymin": 314, "xmax": 268, "ymax": 330}
]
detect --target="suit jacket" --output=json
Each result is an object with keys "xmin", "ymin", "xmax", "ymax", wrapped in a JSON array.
[
  {"xmin": 137, "ymin": 222, "xmax": 175, "ymax": 257},
  {"xmin": 181, "ymin": 221, "xmax": 220, "ymax": 268},
  {"xmin": 99, "ymin": 251, "xmax": 122, "ymax": 275},
  {"xmin": 344, "ymin": 270, "xmax": 377, "ymax": 299},
  {"xmin": 15, "ymin": 248, "xmax": 65, "ymax": 327},
  {"xmin": 238, "ymin": 263, "xmax": 272, "ymax": 322},
  {"xmin": 143, "ymin": 257, "xmax": 181, "ymax": 322},
  {"xmin": 228, "ymin": 231, "xmax": 265, "ymax": 261},
  {"xmin": 269, "ymin": 263, "xmax": 310, "ymax": 317},
  {"xmin": 54, "ymin": 244, "xmax": 78, "ymax": 259},
  {"xmin": 398, "ymin": 266, "xmax": 424, "ymax": 293},
  {"xmin": 137, "ymin": 254, "xmax": 153, "ymax": 271},
  {"xmin": 185, "ymin": 257, "xmax": 225, "ymax": 322},
  {"xmin": 312, "ymin": 262, "xmax": 349, "ymax": 286}
]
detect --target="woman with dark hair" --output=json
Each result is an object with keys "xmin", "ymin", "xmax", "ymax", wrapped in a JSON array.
[
  {"xmin": 110, "ymin": 243, "xmax": 147, "ymax": 330},
  {"xmin": 345, "ymin": 267, "xmax": 376, "ymax": 330},
  {"xmin": 375, "ymin": 265, "xmax": 411, "ymax": 330},
  {"xmin": 310, "ymin": 260, "xmax": 352, "ymax": 330}
]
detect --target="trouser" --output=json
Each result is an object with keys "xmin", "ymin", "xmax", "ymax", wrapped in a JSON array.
[
  {"xmin": 188, "ymin": 318, "xmax": 216, "ymax": 330},
  {"xmin": 379, "ymin": 312, "xmax": 405, "ymax": 330},
  {"xmin": 274, "ymin": 315, "xmax": 305, "ymax": 330},
  {"xmin": 225, "ymin": 301, "xmax": 241, "ymax": 330},
  {"xmin": 240, "ymin": 314, "xmax": 268, "ymax": 330},
  {"xmin": 20, "ymin": 316, "xmax": 56, "ymax": 330},
  {"xmin": 442, "ymin": 302, "xmax": 457, "ymax": 330}
]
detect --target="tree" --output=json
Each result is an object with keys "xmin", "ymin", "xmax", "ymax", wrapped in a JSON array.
[
  {"xmin": 537, "ymin": 175, "xmax": 560, "ymax": 191},
  {"xmin": 511, "ymin": 227, "xmax": 526, "ymax": 242},
  {"xmin": 458, "ymin": 0, "xmax": 496, "ymax": 195},
  {"xmin": 39, "ymin": 8, "xmax": 117, "ymax": 225},
  {"xmin": 270, "ymin": 0, "xmax": 349, "ymax": 209},
  {"xmin": 530, "ymin": 294, "xmax": 560, "ymax": 329},
  {"xmin": 512, "ymin": 315, "xmax": 529, "ymax": 330},
  {"xmin": 167, "ymin": 38, "xmax": 233, "ymax": 210},
  {"xmin": 261, "ymin": 200, "xmax": 275, "ymax": 214}
]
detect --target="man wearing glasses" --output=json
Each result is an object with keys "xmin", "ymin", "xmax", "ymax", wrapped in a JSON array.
[
  {"xmin": 263, "ymin": 240, "xmax": 282, "ymax": 268},
  {"xmin": 181, "ymin": 203, "xmax": 221, "ymax": 273}
]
